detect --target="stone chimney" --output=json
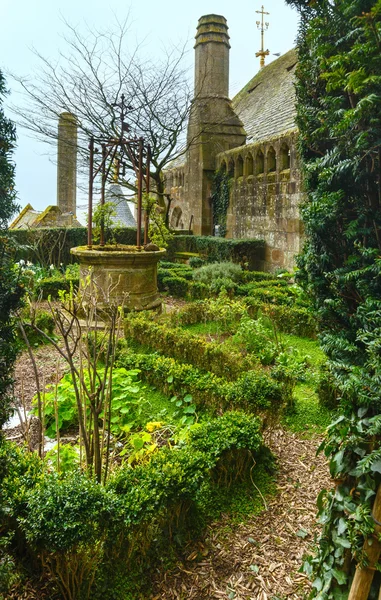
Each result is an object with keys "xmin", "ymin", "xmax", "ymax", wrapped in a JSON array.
[
  {"xmin": 57, "ymin": 112, "xmax": 77, "ymax": 215},
  {"xmin": 186, "ymin": 15, "xmax": 246, "ymax": 236},
  {"xmin": 194, "ymin": 14, "xmax": 230, "ymax": 100}
]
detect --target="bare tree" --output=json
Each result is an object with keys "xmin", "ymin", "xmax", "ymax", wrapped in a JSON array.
[{"xmin": 11, "ymin": 17, "xmax": 192, "ymax": 211}]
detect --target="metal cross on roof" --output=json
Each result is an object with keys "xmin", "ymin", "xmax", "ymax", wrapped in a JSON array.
[{"xmin": 255, "ymin": 5, "xmax": 270, "ymax": 69}]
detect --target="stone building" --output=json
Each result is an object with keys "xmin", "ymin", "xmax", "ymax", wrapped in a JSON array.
[{"xmin": 165, "ymin": 15, "xmax": 303, "ymax": 271}]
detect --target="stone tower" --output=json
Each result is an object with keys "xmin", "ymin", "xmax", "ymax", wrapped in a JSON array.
[
  {"xmin": 187, "ymin": 15, "xmax": 246, "ymax": 235},
  {"xmin": 57, "ymin": 112, "xmax": 77, "ymax": 215}
]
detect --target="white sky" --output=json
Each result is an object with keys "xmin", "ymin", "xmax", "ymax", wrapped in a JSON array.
[{"xmin": 1, "ymin": 0, "xmax": 298, "ymax": 217}]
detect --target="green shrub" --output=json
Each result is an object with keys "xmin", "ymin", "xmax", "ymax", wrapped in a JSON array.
[
  {"xmin": 316, "ymin": 363, "xmax": 340, "ymax": 410},
  {"xmin": 242, "ymin": 271, "xmax": 278, "ymax": 282},
  {"xmin": 171, "ymin": 294, "xmax": 247, "ymax": 328},
  {"xmin": 225, "ymin": 370, "xmax": 284, "ymax": 413},
  {"xmin": 161, "ymin": 276, "xmax": 189, "ymax": 298},
  {"xmin": 6, "ymin": 413, "xmax": 269, "ymax": 599},
  {"xmin": 193, "ymin": 261, "xmax": 243, "ymax": 284},
  {"xmin": 234, "ymin": 315, "xmax": 280, "ymax": 365},
  {"xmin": 188, "ymin": 281, "xmax": 209, "ymax": 300},
  {"xmin": 188, "ymin": 256, "xmax": 205, "ymax": 268},
  {"xmin": 209, "ymin": 277, "xmax": 238, "ymax": 296},
  {"xmin": 35, "ymin": 275, "xmax": 79, "ymax": 299},
  {"xmin": 9, "ymin": 226, "xmax": 141, "ymax": 266}
]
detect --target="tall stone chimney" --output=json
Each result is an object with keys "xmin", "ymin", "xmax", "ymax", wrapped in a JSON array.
[
  {"xmin": 186, "ymin": 15, "xmax": 246, "ymax": 235},
  {"xmin": 57, "ymin": 112, "xmax": 77, "ymax": 215}
]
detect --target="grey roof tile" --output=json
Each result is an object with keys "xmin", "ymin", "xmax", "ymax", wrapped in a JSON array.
[{"xmin": 233, "ymin": 48, "xmax": 298, "ymax": 143}]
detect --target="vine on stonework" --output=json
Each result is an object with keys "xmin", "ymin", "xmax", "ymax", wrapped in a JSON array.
[
  {"xmin": 283, "ymin": 0, "xmax": 381, "ymax": 596},
  {"xmin": 211, "ymin": 170, "xmax": 232, "ymax": 237}
]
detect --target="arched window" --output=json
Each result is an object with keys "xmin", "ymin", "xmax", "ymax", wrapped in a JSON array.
[
  {"xmin": 267, "ymin": 147, "xmax": 276, "ymax": 172},
  {"xmin": 220, "ymin": 160, "xmax": 227, "ymax": 173},
  {"xmin": 170, "ymin": 206, "xmax": 183, "ymax": 229},
  {"xmin": 245, "ymin": 153, "xmax": 254, "ymax": 176},
  {"xmin": 279, "ymin": 144, "xmax": 291, "ymax": 170},
  {"xmin": 255, "ymin": 150, "xmax": 264, "ymax": 175},
  {"xmin": 228, "ymin": 159, "xmax": 235, "ymax": 178},
  {"xmin": 236, "ymin": 155, "xmax": 244, "ymax": 178}
]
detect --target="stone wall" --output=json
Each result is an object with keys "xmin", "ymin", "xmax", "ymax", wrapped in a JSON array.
[{"xmin": 217, "ymin": 132, "xmax": 304, "ymax": 271}]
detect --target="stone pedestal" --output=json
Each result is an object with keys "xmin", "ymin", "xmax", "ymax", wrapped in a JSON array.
[{"xmin": 71, "ymin": 246, "xmax": 165, "ymax": 311}]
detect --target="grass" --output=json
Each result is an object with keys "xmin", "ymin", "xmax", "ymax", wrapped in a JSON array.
[
  {"xmin": 282, "ymin": 383, "xmax": 333, "ymax": 435},
  {"xmin": 182, "ymin": 320, "xmax": 235, "ymax": 337},
  {"xmin": 139, "ymin": 384, "xmax": 178, "ymax": 422},
  {"xmin": 279, "ymin": 333, "xmax": 326, "ymax": 367}
]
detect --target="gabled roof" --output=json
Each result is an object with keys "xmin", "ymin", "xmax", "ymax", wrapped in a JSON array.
[{"xmin": 233, "ymin": 48, "xmax": 298, "ymax": 143}]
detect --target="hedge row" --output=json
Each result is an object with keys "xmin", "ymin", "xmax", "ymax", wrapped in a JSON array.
[
  {"xmin": 35, "ymin": 275, "xmax": 79, "ymax": 299},
  {"xmin": 117, "ymin": 350, "xmax": 284, "ymax": 415},
  {"xmin": 166, "ymin": 235, "xmax": 266, "ymax": 270},
  {"xmin": 9, "ymin": 227, "xmax": 141, "ymax": 266},
  {"xmin": 124, "ymin": 314, "xmax": 258, "ymax": 379},
  {"xmin": 2, "ymin": 412, "xmax": 270, "ymax": 598},
  {"xmin": 244, "ymin": 299, "xmax": 316, "ymax": 338},
  {"xmin": 168, "ymin": 296, "xmax": 316, "ymax": 338},
  {"xmin": 9, "ymin": 227, "xmax": 265, "ymax": 270}
]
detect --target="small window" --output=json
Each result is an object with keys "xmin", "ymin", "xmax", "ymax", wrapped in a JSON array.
[
  {"xmin": 245, "ymin": 154, "xmax": 254, "ymax": 176},
  {"xmin": 280, "ymin": 144, "xmax": 290, "ymax": 170},
  {"xmin": 220, "ymin": 160, "xmax": 227, "ymax": 173},
  {"xmin": 267, "ymin": 147, "xmax": 276, "ymax": 172},
  {"xmin": 236, "ymin": 155, "xmax": 244, "ymax": 178},
  {"xmin": 228, "ymin": 159, "xmax": 235, "ymax": 178},
  {"xmin": 255, "ymin": 150, "xmax": 264, "ymax": 175}
]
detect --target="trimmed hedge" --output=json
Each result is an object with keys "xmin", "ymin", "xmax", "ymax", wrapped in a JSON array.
[
  {"xmin": 2, "ymin": 413, "xmax": 271, "ymax": 598},
  {"xmin": 35, "ymin": 275, "xmax": 79, "ymax": 299},
  {"xmin": 169, "ymin": 296, "xmax": 316, "ymax": 339},
  {"xmin": 116, "ymin": 350, "xmax": 284, "ymax": 414},
  {"xmin": 124, "ymin": 314, "xmax": 258, "ymax": 379},
  {"xmin": 244, "ymin": 299, "xmax": 316, "ymax": 338},
  {"xmin": 166, "ymin": 236, "xmax": 265, "ymax": 270},
  {"xmin": 9, "ymin": 227, "xmax": 142, "ymax": 266}
]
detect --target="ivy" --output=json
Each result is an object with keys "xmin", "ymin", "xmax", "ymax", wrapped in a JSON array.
[
  {"xmin": 211, "ymin": 170, "xmax": 232, "ymax": 238},
  {"xmin": 284, "ymin": 0, "xmax": 381, "ymax": 595}
]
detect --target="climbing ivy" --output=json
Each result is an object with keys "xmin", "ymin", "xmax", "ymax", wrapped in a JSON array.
[
  {"xmin": 211, "ymin": 170, "xmax": 232, "ymax": 238},
  {"xmin": 284, "ymin": 0, "xmax": 381, "ymax": 595}
]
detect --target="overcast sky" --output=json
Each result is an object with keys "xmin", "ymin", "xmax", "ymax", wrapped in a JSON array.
[{"xmin": 1, "ymin": 0, "xmax": 298, "ymax": 219}]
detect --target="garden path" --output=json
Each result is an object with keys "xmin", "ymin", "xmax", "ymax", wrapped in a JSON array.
[{"xmin": 152, "ymin": 428, "xmax": 331, "ymax": 600}]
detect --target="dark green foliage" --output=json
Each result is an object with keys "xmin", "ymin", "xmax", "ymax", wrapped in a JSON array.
[
  {"xmin": 8, "ymin": 226, "xmax": 141, "ymax": 266},
  {"xmin": 316, "ymin": 363, "xmax": 340, "ymax": 410},
  {"xmin": 0, "ymin": 72, "xmax": 23, "ymax": 433},
  {"xmin": 166, "ymin": 235, "xmax": 265, "ymax": 270},
  {"xmin": 0, "ymin": 72, "xmax": 17, "ymax": 229},
  {"xmin": 34, "ymin": 275, "xmax": 79, "ymax": 299},
  {"xmin": 210, "ymin": 169, "xmax": 232, "ymax": 237},
  {"xmin": 188, "ymin": 256, "xmax": 205, "ymax": 268},
  {"xmin": 161, "ymin": 275, "xmax": 189, "ymax": 298},
  {"xmin": 284, "ymin": 0, "xmax": 381, "ymax": 594}
]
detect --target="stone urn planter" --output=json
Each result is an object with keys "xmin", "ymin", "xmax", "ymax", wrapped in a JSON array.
[{"xmin": 71, "ymin": 245, "xmax": 166, "ymax": 312}]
